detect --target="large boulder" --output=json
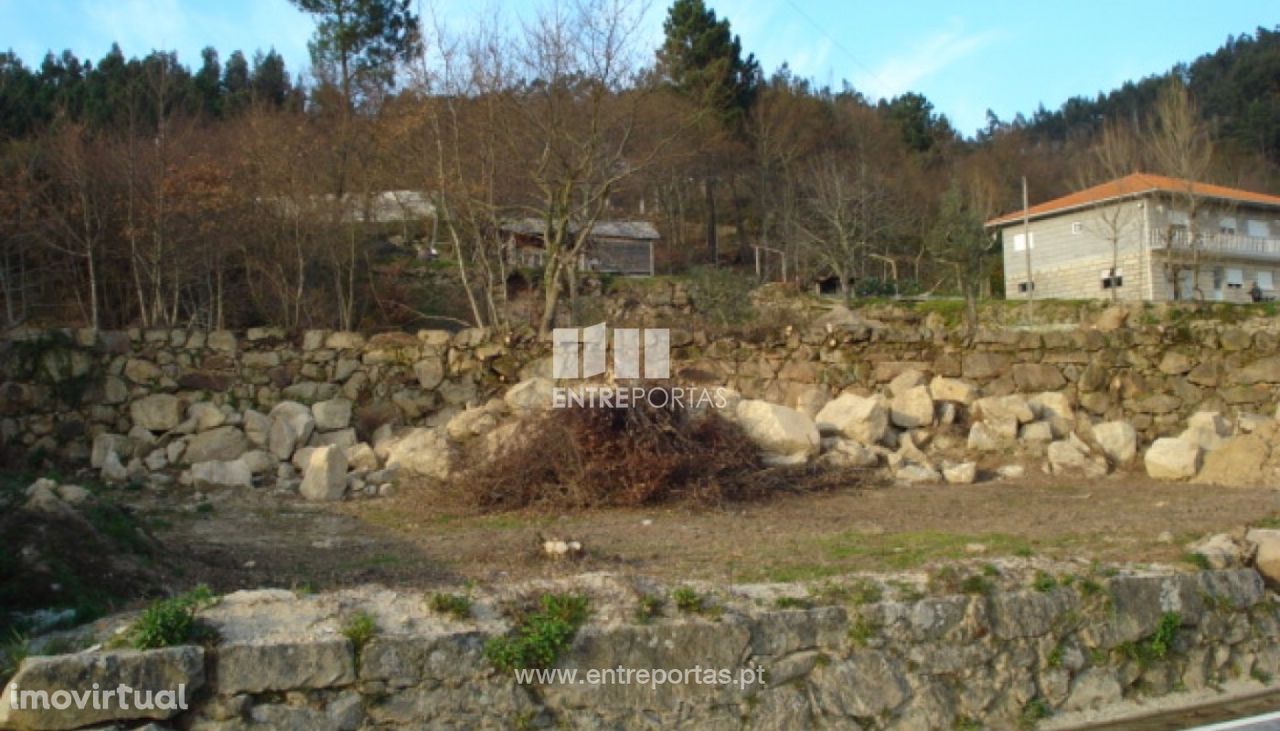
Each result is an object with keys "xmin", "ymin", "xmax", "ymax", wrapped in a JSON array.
[
  {"xmin": 187, "ymin": 402, "xmax": 227, "ymax": 432},
  {"xmin": 734, "ymin": 400, "xmax": 820, "ymax": 463},
  {"xmin": 1029, "ymin": 392, "xmax": 1074, "ymax": 437},
  {"xmin": 346, "ymin": 442, "xmax": 380, "ymax": 472},
  {"xmin": 130, "ymin": 394, "xmax": 184, "ymax": 432},
  {"xmin": 942, "ymin": 461, "xmax": 977, "ymax": 485},
  {"xmin": 1193, "ymin": 435, "xmax": 1271, "ymax": 487},
  {"xmin": 1092, "ymin": 421, "xmax": 1138, "ymax": 466},
  {"xmin": 240, "ymin": 450, "xmax": 278, "ymax": 475},
  {"xmin": 1047, "ymin": 435, "xmax": 1107, "ymax": 477},
  {"xmin": 821, "ymin": 438, "xmax": 880, "ymax": 468},
  {"xmin": 300, "ymin": 444, "xmax": 348, "ymax": 501},
  {"xmin": 242, "ymin": 409, "xmax": 271, "ymax": 447},
  {"xmin": 0, "ymin": 646, "xmax": 205, "ymax": 730},
  {"xmin": 505, "ymin": 377, "xmax": 554, "ymax": 412},
  {"xmin": 890, "ymin": 386, "xmax": 934, "ymax": 429},
  {"xmin": 1144, "ymin": 438, "xmax": 1202, "ymax": 480},
  {"xmin": 1247, "ymin": 529, "xmax": 1280, "ymax": 587},
  {"xmin": 1187, "ymin": 533, "xmax": 1254, "ymax": 570},
  {"xmin": 182, "ymin": 426, "xmax": 249, "ymax": 464},
  {"xmin": 1019, "ymin": 421, "xmax": 1054, "ymax": 443},
  {"xmin": 967, "ymin": 422, "xmax": 1006, "ymax": 451},
  {"xmin": 268, "ymin": 401, "xmax": 316, "ymax": 460},
  {"xmin": 1181, "ymin": 411, "xmax": 1232, "ymax": 452},
  {"xmin": 887, "ymin": 369, "xmax": 928, "ymax": 397},
  {"xmin": 445, "ymin": 408, "xmax": 498, "ymax": 442},
  {"xmin": 814, "ymin": 393, "xmax": 888, "ymax": 445},
  {"xmin": 895, "ymin": 464, "xmax": 941, "ymax": 484},
  {"xmin": 384, "ymin": 428, "xmax": 453, "ymax": 481},
  {"xmin": 928, "ymin": 376, "xmax": 978, "ymax": 405},
  {"xmin": 191, "ymin": 459, "xmax": 254, "ymax": 489},
  {"xmin": 972, "ymin": 395, "xmax": 1036, "ymax": 425},
  {"xmin": 311, "ymin": 398, "xmax": 353, "ymax": 431}
]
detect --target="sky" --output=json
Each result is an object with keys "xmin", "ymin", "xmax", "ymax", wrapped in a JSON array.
[{"xmin": 2, "ymin": 0, "xmax": 1276, "ymax": 136}]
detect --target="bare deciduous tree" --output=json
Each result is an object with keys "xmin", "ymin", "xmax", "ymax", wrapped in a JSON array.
[
  {"xmin": 795, "ymin": 153, "xmax": 897, "ymax": 302},
  {"xmin": 1148, "ymin": 78, "xmax": 1214, "ymax": 301},
  {"xmin": 1077, "ymin": 118, "xmax": 1141, "ymax": 301}
]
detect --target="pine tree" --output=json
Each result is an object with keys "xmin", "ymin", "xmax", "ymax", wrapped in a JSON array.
[
  {"xmin": 655, "ymin": 0, "xmax": 759, "ymax": 128},
  {"xmin": 290, "ymin": 0, "xmax": 421, "ymax": 105},
  {"xmin": 251, "ymin": 50, "xmax": 292, "ymax": 108},
  {"xmin": 194, "ymin": 47, "xmax": 222, "ymax": 117}
]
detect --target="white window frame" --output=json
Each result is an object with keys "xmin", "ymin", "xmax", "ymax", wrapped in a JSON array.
[
  {"xmin": 1247, "ymin": 220, "xmax": 1270, "ymax": 238},
  {"xmin": 1071, "ymin": 222, "xmax": 1083, "ymax": 235},
  {"xmin": 1220, "ymin": 216, "xmax": 1237, "ymax": 235},
  {"xmin": 1257, "ymin": 271, "xmax": 1275, "ymax": 291},
  {"xmin": 1169, "ymin": 210, "xmax": 1190, "ymax": 227},
  {"xmin": 1225, "ymin": 268, "xmax": 1245, "ymax": 289},
  {"xmin": 1017, "ymin": 281, "xmax": 1035, "ymax": 293},
  {"xmin": 1100, "ymin": 268, "xmax": 1124, "ymax": 289},
  {"xmin": 1012, "ymin": 232, "xmax": 1035, "ymax": 252}
]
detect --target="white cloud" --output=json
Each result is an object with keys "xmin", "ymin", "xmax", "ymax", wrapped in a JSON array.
[
  {"xmin": 788, "ymin": 36, "xmax": 832, "ymax": 80},
  {"xmin": 859, "ymin": 20, "xmax": 1000, "ymax": 99}
]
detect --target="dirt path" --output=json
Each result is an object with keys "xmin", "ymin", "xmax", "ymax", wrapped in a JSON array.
[{"xmin": 126, "ymin": 469, "xmax": 1280, "ymax": 593}]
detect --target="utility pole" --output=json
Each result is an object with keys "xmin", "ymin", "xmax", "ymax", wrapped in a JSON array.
[{"xmin": 1022, "ymin": 176, "xmax": 1034, "ymax": 322}]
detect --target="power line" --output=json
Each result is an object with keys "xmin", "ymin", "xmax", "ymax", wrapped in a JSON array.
[{"xmin": 778, "ymin": 0, "xmax": 894, "ymax": 99}]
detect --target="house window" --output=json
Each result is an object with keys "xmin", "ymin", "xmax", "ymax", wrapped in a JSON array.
[
  {"xmin": 1169, "ymin": 210, "xmax": 1190, "ymax": 228},
  {"xmin": 1012, "ymin": 232, "xmax": 1035, "ymax": 252},
  {"xmin": 1071, "ymin": 222, "xmax": 1083, "ymax": 235},
  {"xmin": 1017, "ymin": 281, "xmax": 1035, "ymax": 293},
  {"xmin": 1258, "ymin": 271, "xmax": 1275, "ymax": 291},
  {"xmin": 1226, "ymin": 268, "xmax": 1245, "ymax": 289},
  {"xmin": 1100, "ymin": 268, "xmax": 1124, "ymax": 289},
  {"xmin": 1247, "ymin": 220, "xmax": 1270, "ymax": 238},
  {"xmin": 1220, "ymin": 217, "xmax": 1237, "ymax": 235}
]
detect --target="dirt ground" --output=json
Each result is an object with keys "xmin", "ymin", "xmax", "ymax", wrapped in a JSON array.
[{"xmin": 122, "ymin": 466, "xmax": 1280, "ymax": 596}]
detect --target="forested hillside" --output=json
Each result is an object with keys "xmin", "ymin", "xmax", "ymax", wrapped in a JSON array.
[
  {"xmin": 0, "ymin": 0, "xmax": 1276, "ymax": 332},
  {"xmin": 1001, "ymin": 27, "xmax": 1280, "ymax": 170}
]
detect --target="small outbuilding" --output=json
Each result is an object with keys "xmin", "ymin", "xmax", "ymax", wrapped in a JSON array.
[{"xmin": 501, "ymin": 219, "xmax": 658, "ymax": 277}]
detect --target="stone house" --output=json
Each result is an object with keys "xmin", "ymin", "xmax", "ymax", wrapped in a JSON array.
[
  {"xmin": 501, "ymin": 219, "xmax": 658, "ymax": 276},
  {"xmin": 986, "ymin": 173, "xmax": 1280, "ymax": 302}
]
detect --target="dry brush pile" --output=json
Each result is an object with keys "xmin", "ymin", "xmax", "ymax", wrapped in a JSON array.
[{"xmin": 455, "ymin": 404, "xmax": 851, "ymax": 511}]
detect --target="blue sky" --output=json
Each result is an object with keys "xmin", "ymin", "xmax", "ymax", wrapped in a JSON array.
[{"xmin": 2, "ymin": 0, "xmax": 1275, "ymax": 135}]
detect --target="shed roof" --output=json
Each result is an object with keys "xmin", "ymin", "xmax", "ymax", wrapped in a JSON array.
[{"xmin": 500, "ymin": 218, "xmax": 660, "ymax": 240}]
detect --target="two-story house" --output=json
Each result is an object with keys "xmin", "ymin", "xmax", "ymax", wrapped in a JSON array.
[{"xmin": 985, "ymin": 173, "xmax": 1280, "ymax": 302}]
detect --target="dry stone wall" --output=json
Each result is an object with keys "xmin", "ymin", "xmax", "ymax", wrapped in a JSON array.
[
  {"xmin": 6, "ymin": 317, "xmax": 1280, "ymax": 467},
  {"xmin": 1, "ymin": 569, "xmax": 1277, "ymax": 730}
]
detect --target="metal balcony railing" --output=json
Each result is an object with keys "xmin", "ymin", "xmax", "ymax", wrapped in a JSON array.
[{"xmin": 1151, "ymin": 228, "xmax": 1280, "ymax": 258}]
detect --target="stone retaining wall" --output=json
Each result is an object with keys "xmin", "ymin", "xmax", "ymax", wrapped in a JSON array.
[
  {"xmin": 5, "ymin": 316, "xmax": 1280, "ymax": 465},
  {"xmin": 2, "ymin": 570, "xmax": 1277, "ymax": 730}
]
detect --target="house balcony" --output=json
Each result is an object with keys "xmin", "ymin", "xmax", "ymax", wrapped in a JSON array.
[{"xmin": 1150, "ymin": 229, "xmax": 1280, "ymax": 261}]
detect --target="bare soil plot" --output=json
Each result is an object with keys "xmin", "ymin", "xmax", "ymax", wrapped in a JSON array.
[{"xmin": 126, "ymin": 469, "xmax": 1280, "ymax": 594}]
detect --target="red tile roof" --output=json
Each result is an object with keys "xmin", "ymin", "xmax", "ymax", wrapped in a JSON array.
[{"xmin": 985, "ymin": 172, "xmax": 1280, "ymax": 227}]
